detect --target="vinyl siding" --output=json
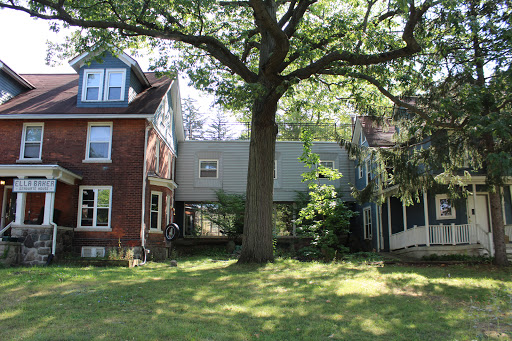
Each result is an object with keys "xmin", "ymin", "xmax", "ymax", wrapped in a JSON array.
[
  {"xmin": 77, "ymin": 52, "xmax": 140, "ymax": 108},
  {"xmin": 0, "ymin": 69, "xmax": 25, "ymax": 104},
  {"xmin": 175, "ymin": 140, "xmax": 355, "ymax": 202}
]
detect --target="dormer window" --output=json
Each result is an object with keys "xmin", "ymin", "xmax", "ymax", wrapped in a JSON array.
[
  {"xmin": 81, "ymin": 69, "xmax": 126, "ymax": 102},
  {"xmin": 105, "ymin": 70, "xmax": 125, "ymax": 101},
  {"xmin": 83, "ymin": 70, "xmax": 104, "ymax": 101}
]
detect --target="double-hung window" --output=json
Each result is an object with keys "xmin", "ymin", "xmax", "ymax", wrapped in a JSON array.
[
  {"xmin": 81, "ymin": 69, "xmax": 125, "ymax": 102},
  {"xmin": 363, "ymin": 207, "xmax": 372, "ymax": 240},
  {"xmin": 150, "ymin": 192, "xmax": 162, "ymax": 231},
  {"xmin": 318, "ymin": 160, "xmax": 334, "ymax": 179},
  {"xmin": 83, "ymin": 70, "xmax": 104, "ymax": 101},
  {"xmin": 199, "ymin": 160, "xmax": 218, "ymax": 178},
  {"xmin": 86, "ymin": 122, "xmax": 112, "ymax": 161},
  {"xmin": 105, "ymin": 70, "xmax": 125, "ymax": 101},
  {"xmin": 78, "ymin": 186, "xmax": 112, "ymax": 228},
  {"xmin": 20, "ymin": 123, "xmax": 43, "ymax": 160}
]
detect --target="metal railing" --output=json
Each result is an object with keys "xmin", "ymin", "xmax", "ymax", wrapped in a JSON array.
[{"xmin": 185, "ymin": 122, "xmax": 352, "ymax": 141}]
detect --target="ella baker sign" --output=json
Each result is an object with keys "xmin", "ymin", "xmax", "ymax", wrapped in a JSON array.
[{"xmin": 13, "ymin": 179, "xmax": 57, "ymax": 193}]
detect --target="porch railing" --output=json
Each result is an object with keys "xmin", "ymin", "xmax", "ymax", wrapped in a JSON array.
[
  {"xmin": 0, "ymin": 222, "xmax": 13, "ymax": 237},
  {"xmin": 390, "ymin": 223, "xmax": 491, "ymax": 253}
]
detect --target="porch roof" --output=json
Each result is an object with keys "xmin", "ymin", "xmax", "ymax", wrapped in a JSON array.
[{"xmin": 0, "ymin": 164, "xmax": 82, "ymax": 185}]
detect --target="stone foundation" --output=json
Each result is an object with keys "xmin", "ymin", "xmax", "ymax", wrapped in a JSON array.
[
  {"xmin": 0, "ymin": 241, "xmax": 21, "ymax": 267},
  {"xmin": 11, "ymin": 225, "xmax": 74, "ymax": 265}
]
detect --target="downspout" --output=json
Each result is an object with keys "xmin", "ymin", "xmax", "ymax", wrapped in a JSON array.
[
  {"xmin": 48, "ymin": 170, "xmax": 62, "ymax": 265},
  {"xmin": 140, "ymin": 123, "xmax": 151, "ymax": 264}
]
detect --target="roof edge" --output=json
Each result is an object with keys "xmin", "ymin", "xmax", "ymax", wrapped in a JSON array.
[{"xmin": 0, "ymin": 60, "xmax": 35, "ymax": 90}]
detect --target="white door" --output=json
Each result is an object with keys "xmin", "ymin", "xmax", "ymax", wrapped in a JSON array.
[{"xmin": 468, "ymin": 194, "xmax": 491, "ymax": 232}]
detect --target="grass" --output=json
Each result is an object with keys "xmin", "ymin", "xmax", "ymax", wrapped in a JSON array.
[{"xmin": 0, "ymin": 256, "xmax": 511, "ymax": 340}]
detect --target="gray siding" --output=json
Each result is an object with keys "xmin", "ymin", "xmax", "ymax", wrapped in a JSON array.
[
  {"xmin": 175, "ymin": 140, "xmax": 354, "ymax": 202},
  {"xmin": 0, "ymin": 69, "xmax": 25, "ymax": 104}
]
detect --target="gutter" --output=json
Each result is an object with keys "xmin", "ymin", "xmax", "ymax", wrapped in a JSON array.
[
  {"xmin": 48, "ymin": 170, "xmax": 63, "ymax": 265},
  {"xmin": 140, "ymin": 124, "xmax": 151, "ymax": 264}
]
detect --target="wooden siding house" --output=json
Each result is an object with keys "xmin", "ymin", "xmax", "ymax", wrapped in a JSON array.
[
  {"xmin": 352, "ymin": 116, "xmax": 512, "ymax": 259},
  {"xmin": 0, "ymin": 50, "xmax": 184, "ymax": 265}
]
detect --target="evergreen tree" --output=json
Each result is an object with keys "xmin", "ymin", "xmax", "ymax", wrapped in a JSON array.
[{"xmin": 182, "ymin": 97, "xmax": 206, "ymax": 140}]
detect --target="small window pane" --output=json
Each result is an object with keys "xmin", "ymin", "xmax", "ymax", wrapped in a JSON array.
[
  {"xmin": 439, "ymin": 199, "xmax": 452, "ymax": 217},
  {"xmin": 109, "ymin": 73, "xmax": 123, "ymax": 87},
  {"xmin": 24, "ymin": 143, "xmax": 40, "ymax": 158},
  {"xmin": 25, "ymin": 126, "xmax": 42, "ymax": 142},
  {"xmin": 150, "ymin": 212, "xmax": 159, "ymax": 230},
  {"xmin": 89, "ymin": 142, "xmax": 109, "ymax": 158},
  {"xmin": 96, "ymin": 208, "xmax": 109, "ymax": 226},
  {"xmin": 200, "ymin": 161, "xmax": 217, "ymax": 178},
  {"xmin": 97, "ymin": 189, "xmax": 110, "ymax": 207},
  {"xmin": 87, "ymin": 73, "xmax": 101, "ymax": 86},
  {"xmin": 81, "ymin": 208, "xmax": 94, "ymax": 226},
  {"xmin": 108, "ymin": 87, "xmax": 121, "ymax": 100},
  {"xmin": 86, "ymin": 87, "xmax": 99, "ymax": 101},
  {"xmin": 90, "ymin": 126, "xmax": 111, "ymax": 141}
]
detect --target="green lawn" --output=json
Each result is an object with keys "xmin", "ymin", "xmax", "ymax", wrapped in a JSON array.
[{"xmin": 0, "ymin": 257, "xmax": 511, "ymax": 340}]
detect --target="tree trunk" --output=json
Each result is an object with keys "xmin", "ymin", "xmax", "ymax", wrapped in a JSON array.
[
  {"xmin": 238, "ymin": 92, "xmax": 279, "ymax": 263},
  {"xmin": 489, "ymin": 189, "xmax": 509, "ymax": 266}
]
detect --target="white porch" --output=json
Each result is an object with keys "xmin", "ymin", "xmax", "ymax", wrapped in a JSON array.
[{"xmin": 389, "ymin": 223, "xmax": 494, "ymax": 255}]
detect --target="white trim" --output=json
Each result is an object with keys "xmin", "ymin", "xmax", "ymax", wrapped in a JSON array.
[
  {"xmin": 0, "ymin": 114, "xmax": 154, "ymax": 120},
  {"xmin": 0, "ymin": 164, "xmax": 82, "ymax": 185},
  {"xmin": 435, "ymin": 194, "xmax": 456, "ymax": 220},
  {"xmin": 81, "ymin": 69, "xmax": 104, "ymax": 102},
  {"xmin": 85, "ymin": 122, "xmax": 113, "ymax": 161},
  {"xmin": 199, "ymin": 159, "xmax": 218, "ymax": 179},
  {"xmin": 1, "ymin": 185, "xmax": 13, "ymax": 229},
  {"xmin": 104, "ymin": 69, "xmax": 126, "ymax": 101},
  {"xmin": 148, "ymin": 176, "xmax": 178, "ymax": 190},
  {"xmin": 166, "ymin": 194, "xmax": 171, "ymax": 225},
  {"xmin": 358, "ymin": 165, "xmax": 363, "ymax": 179},
  {"xmin": 155, "ymin": 138, "xmax": 160, "ymax": 173},
  {"xmin": 150, "ymin": 191, "xmax": 163, "ymax": 231},
  {"xmin": 77, "ymin": 186, "xmax": 113, "ymax": 229},
  {"xmin": 19, "ymin": 122, "xmax": 44, "ymax": 161},
  {"xmin": 363, "ymin": 207, "xmax": 372, "ymax": 240},
  {"xmin": 365, "ymin": 160, "xmax": 371, "ymax": 186},
  {"xmin": 318, "ymin": 160, "xmax": 334, "ymax": 179},
  {"xmin": 0, "ymin": 61, "xmax": 35, "ymax": 89},
  {"xmin": 274, "ymin": 160, "xmax": 278, "ymax": 180}
]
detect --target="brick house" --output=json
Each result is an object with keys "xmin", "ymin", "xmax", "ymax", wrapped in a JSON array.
[{"xmin": 0, "ymin": 49, "xmax": 184, "ymax": 265}]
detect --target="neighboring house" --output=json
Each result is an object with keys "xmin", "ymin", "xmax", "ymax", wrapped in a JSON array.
[
  {"xmin": 0, "ymin": 51, "xmax": 184, "ymax": 265},
  {"xmin": 351, "ymin": 116, "xmax": 512, "ymax": 258},
  {"xmin": 174, "ymin": 140, "xmax": 354, "ymax": 236}
]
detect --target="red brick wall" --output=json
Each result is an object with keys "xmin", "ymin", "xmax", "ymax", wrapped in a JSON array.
[
  {"xmin": 144, "ymin": 127, "xmax": 177, "ymax": 248},
  {"xmin": 0, "ymin": 119, "xmax": 146, "ymax": 248}
]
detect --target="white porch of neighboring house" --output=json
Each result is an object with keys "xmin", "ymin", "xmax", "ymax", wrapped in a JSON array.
[
  {"xmin": 383, "ymin": 182, "xmax": 512, "ymax": 259},
  {"xmin": 0, "ymin": 165, "xmax": 82, "ymax": 265}
]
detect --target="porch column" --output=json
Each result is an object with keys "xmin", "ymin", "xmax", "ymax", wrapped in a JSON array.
[
  {"xmin": 387, "ymin": 196, "xmax": 392, "ymax": 240},
  {"xmin": 43, "ymin": 192, "xmax": 55, "ymax": 225},
  {"xmin": 14, "ymin": 176, "xmax": 26, "ymax": 225},
  {"xmin": 379, "ymin": 205, "xmax": 384, "ymax": 251},
  {"xmin": 501, "ymin": 187, "xmax": 507, "ymax": 225},
  {"xmin": 472, "ymin": 184, "xmax": 478, "ymax": 244},
  {"xmin": 376, "ymin": 205, "xmax": 381, "ymax": 252},
  {"xmin": 423, "ymin": 191, "xmax": 430, "ymax": 246},
  {"xmin": 402, "ymin": 201, "xmax": 407, "ymax": 232}
]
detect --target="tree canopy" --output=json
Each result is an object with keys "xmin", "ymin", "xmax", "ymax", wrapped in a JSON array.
[{"xmin": 1, "ymin": 0, "xmax": 435, "ymax": 263}]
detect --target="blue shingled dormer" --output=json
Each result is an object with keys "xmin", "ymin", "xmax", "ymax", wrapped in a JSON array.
[
  {"xmin": 69, "ymin": 50, "xmax": 150, "ymax": 108},
  {"xmin": 0, "ymin": 60, "xmax": 35, "ymax": 105}
]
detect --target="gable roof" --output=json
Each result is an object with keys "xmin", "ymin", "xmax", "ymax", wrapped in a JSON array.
[
  {"xmin": 0, "ymin": 60, "xmax": 35, "ymax": 90},
  {"xmin": 0, "ymin": 73, "xmax": 173, "ymax": 118},
  {"xmin": 69, "ymin": 49, "xmax": 150, "ymax": 87},
  {"xmin": 358, "ymin": 116, "xmax": 396, "ymax": 147}
]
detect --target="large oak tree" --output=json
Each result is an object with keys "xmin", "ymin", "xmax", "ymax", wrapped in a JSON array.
[{"xmin": 1, "ymin": 0, "xmax": 434, "ymax": 263}]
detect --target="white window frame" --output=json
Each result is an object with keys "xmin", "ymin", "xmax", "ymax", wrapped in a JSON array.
[
  {"xmin": 358, "ymin": 165, "xmax": 363, "ymax": 179},
  {"xmin": 199, "ymin": 159, "xmax": 218, "ymax": 178},
  {"xmin": 103, "ymin": 69, "xmax": 126, "ymax": 102},
  {"xmin": 150, "ymin": 191, "xmax": 163, "ymax": 232},
  {"xmin": 155, "ymin": 138, "xmax": 160, "ymax": 173},
  {"xmin": 318, "ymin": 160, "xmax": 334, "ymax": 178},
  {"xmin": 81, "ymin": 69, "xmax": 104, "ymax": 102},
  {"xmin": 84, "ymin": 122, "xmax": 113, "ymax": 162},
  {"xmin": 435, "ymin": 194, "xmax": 456, "ymax": 220},
  {"xmin": 20, "ymin": 122, "xmax": 44, "ymax": 160},
  {"xmin": 366, "ymin": 160, "xmax": 371, "ymax": 186},
  {"xmin": 77, "ymin": 186, "xmax": 113, "ymax": 229},
  {"xmin": 363, "ymin": 207, "xmax": 372, "ymax": 240},
  {"xmin": 274, "ymin": 160, "xmax": 278, "ymax": 179}
]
